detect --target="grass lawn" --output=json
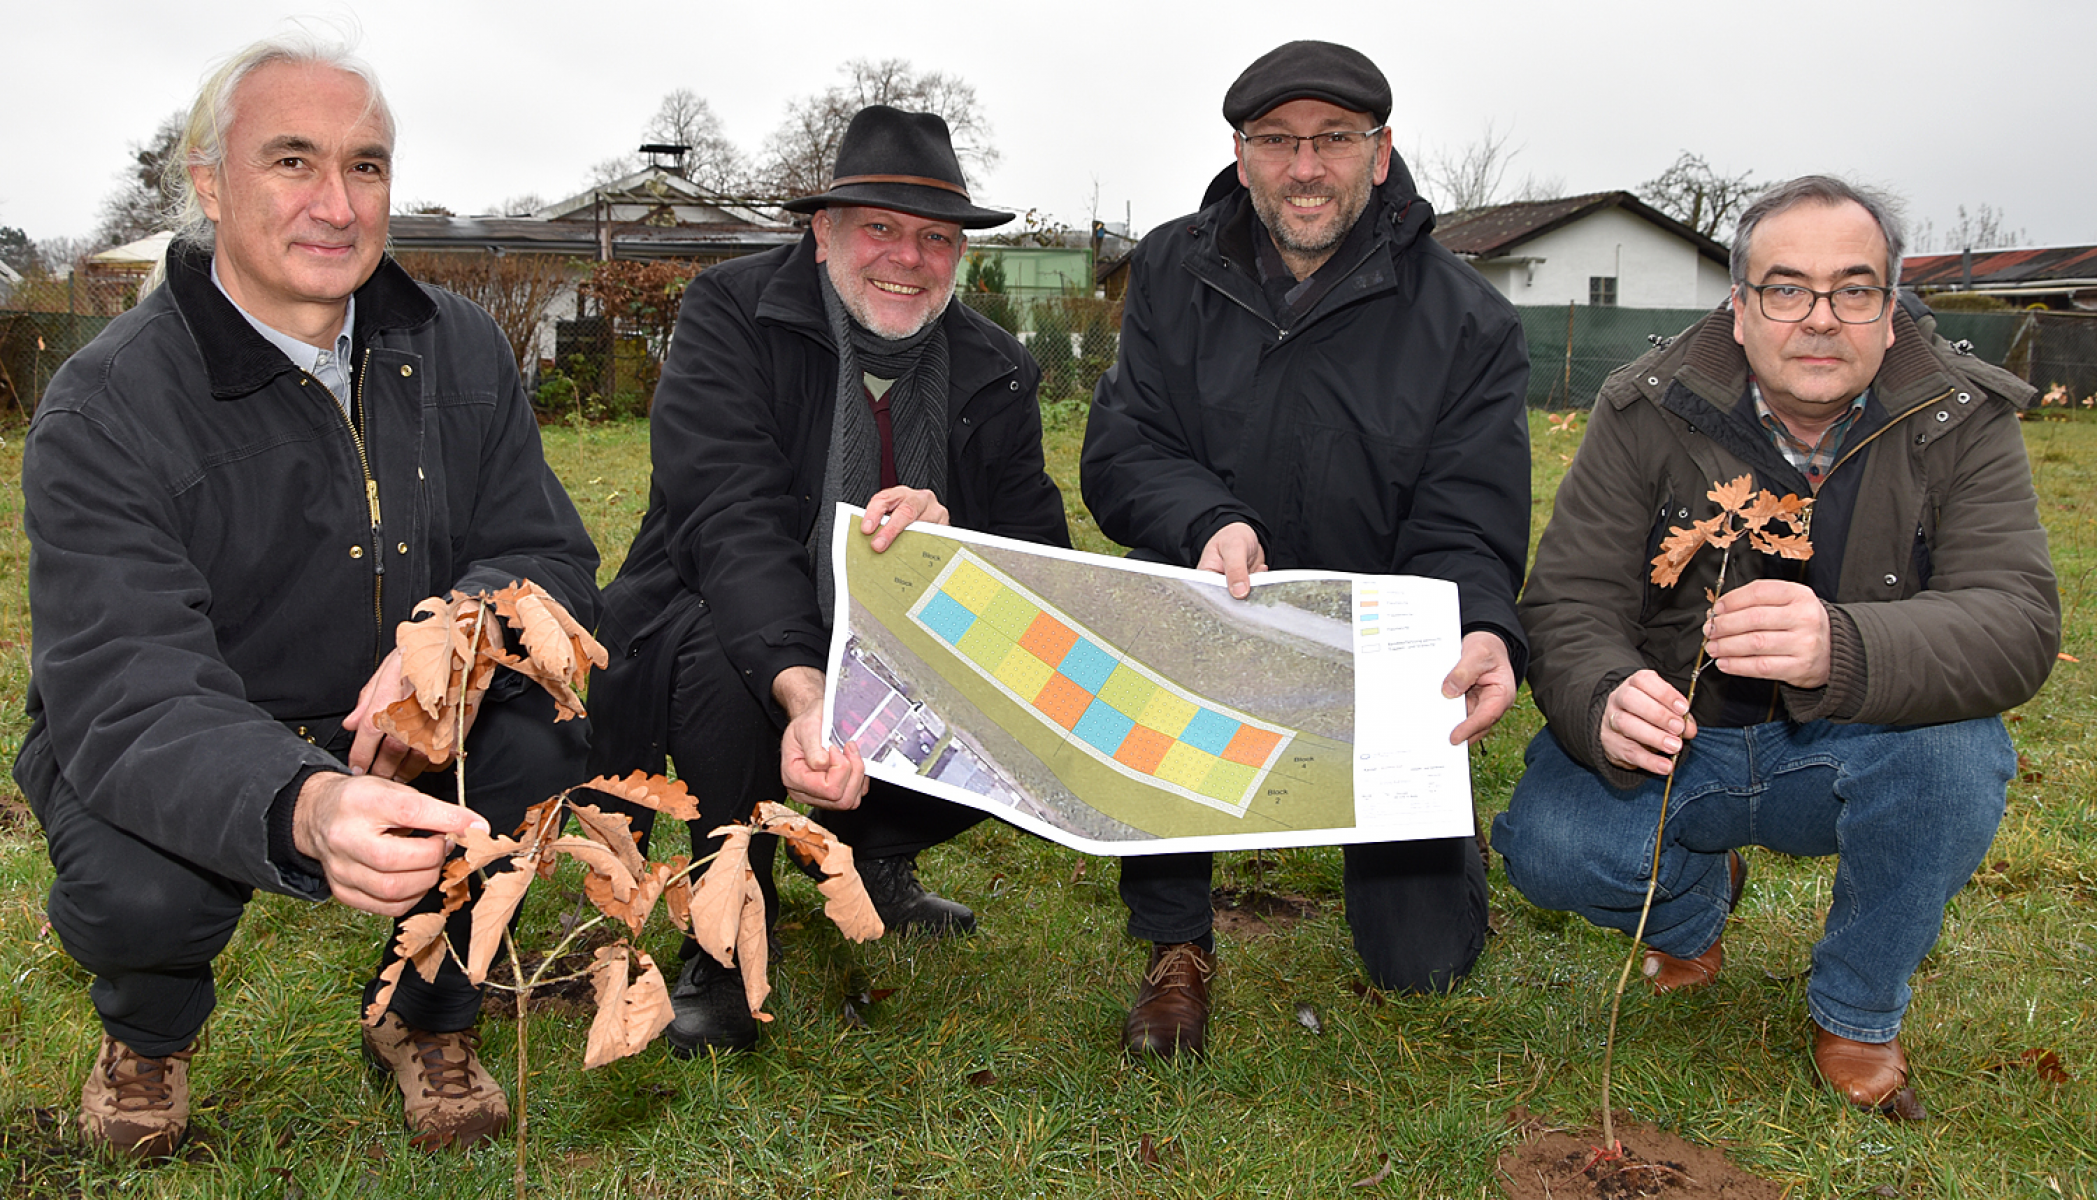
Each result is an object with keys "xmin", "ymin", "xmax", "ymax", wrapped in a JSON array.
[{"xmin": 0, "ymin": 407, "xmax": 2092, "ymax": 1198}]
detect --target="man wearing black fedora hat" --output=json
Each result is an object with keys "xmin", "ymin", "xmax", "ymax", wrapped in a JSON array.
[
  {"xmin": 1081, "ymin": 40, "xmax": 1530, "ymax": 1056},
  {"xmin": 587, "ymin": 105, "xmax": 1070, "ymax": 1058}
]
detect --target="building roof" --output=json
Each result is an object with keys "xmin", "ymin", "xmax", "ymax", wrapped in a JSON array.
[
  {"xmin": 386, "ymin": 213, "xmax": 799, "ymax": 261},
  {"xmin": 534, "ymin": 166, "xmax": 785, "ymax": 229},
  {"xmin": 1901, "ymin": 245, "xmax": 2097, "ymax": 290},
  {"xmin": 1432, "ymin": 191, "xmax": 1729, "ymax": 265}
]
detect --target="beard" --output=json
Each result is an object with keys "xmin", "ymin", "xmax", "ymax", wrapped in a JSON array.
[
  {"xmin": 1248, "ymin": 171, "xmax": 1373, "ymax": 261},
  {"xmin": 825, "ymin": 256, "xmax": 957, "ymax": 340}
]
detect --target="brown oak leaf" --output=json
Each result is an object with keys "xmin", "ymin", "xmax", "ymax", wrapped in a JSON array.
[
  {"xmin": 582, "ymin": 944, "xmax": 676, "ymax": 1069},
  {"xmin": 555, "ymin": 835, "xmax": 639, "ymax": 906},
  {"xmin": 1708, "ymin": 473, "xmax": 1755, "ymax": 515},
  {"xmin": 1750, "ymin": 528, "xmax": 1815, "ymax": 561},
  {"xmin": 735, "ymin": 881, "xmax": 773, "ymax": 1021},
  {"xmin": 395, "ymin": 596, "xmax": 459, "ymax": 716},
  {"xmin": 582, "ymin": 772, "xmax": 701, "ymax": 822},
  {"xmin": 464, "ymin": 865, "xmax": 535, "ymax": 984},
  {"xmin": 566, "ymin": 804, "xmax": 647, "ymax": 881},
  {"xmin": 662, "ymin": 856, "xmax": 694, "ymax": 935},
  {"xmin": 361, "ymin": 911, "xmax": 451, "ymax": 1025},
  {"xmin": 688, "ymin": 826, "xmax": 757, "ymax": 968},
  {"xmin": 816, "ymin": 857, "xmax": 885, "ymax": 943}
]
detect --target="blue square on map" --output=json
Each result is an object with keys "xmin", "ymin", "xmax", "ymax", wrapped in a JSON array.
[
  {"xmin": 1180, "ymin": 708, "xmax": 1239, "ymax": 755},
  {"xmin": 919, "ymin": 592, "xmax": 976, "ymax": 645},
  {"xmin": 1072, "ymin": 698, "xmax": 1135, "ymax": 755},
  {"xmin": 1057, "ymin": 637, "xmax": 1117, "ymax": 692}
]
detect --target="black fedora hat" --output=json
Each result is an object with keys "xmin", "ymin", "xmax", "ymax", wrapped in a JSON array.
[{"xmin": 782, "ymin": 105, "xmax": 1012, "ymax": 229}]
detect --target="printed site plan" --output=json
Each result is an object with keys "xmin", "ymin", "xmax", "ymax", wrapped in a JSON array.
[{"xmin": 823, "ymin": 507, "xmax": 1475, "ymax": 856}]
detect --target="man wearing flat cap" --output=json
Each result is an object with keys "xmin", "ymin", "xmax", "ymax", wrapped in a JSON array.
[
  {"xmin": 1082, "ymin": 40, "xmax": 1530, "ymax": 1056},
  {"xmin": 589, "ymin": 105, "xmax": 1070, "ymax": 1058}
]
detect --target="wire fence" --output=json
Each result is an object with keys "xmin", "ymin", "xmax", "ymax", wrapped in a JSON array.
[{"xmin": 8, "ymin": 278, "xmax": 2094, "ymax": 417}]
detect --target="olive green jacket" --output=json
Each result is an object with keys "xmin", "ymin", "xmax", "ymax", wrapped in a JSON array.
[{"xmin": 1522, "ymin": 301, "xmax": 2058, "ymax": 788}]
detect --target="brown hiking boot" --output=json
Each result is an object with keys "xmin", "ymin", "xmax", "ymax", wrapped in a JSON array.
[
  {"xmin": 79, "ymin": 1034, "xmax": 192, "ymax": 1161},
  {"xmin": 1121, "ymin": 942, "xmax": 1215, "ymax": 1058},
  {"xmin": 362, "ymin": 1012, "xmax": 509, "ymax": 1151}
]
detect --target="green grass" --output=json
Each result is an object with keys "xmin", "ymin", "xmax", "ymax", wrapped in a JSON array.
[{"xmin": 1, "ymin": 409, "xmax": 2094, "ymax": 1197}]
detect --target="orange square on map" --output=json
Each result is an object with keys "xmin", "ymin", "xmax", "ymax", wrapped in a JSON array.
[
  {"xmin": 1032, "ymin": 672, "xmax": 1093, "ymax": 729},
  {"xmin": 1222, "ymin": 724, "xmax": 1282, "ymax": 767},
  {"xmin": 1114, "ymin": 724, "xmax": 1174, "ymax": 773},
  {"xmin": 1018, "ymin": 612, "xmax": 1079, "ymax": 666}
]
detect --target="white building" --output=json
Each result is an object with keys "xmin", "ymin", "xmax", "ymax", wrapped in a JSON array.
[{"xmin": 1434, "ymin": 192, "xmax": 1731, "ymax": 310}]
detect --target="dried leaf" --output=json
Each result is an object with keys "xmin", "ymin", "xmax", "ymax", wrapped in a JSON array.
[
  {"xmin": 395, "ymin": 910, "xmax": 451, "ymax": 986},
  {"xmin": 688, "ymin": 826, "xmax": 756, "ymax": 968},
  {"xmin": 736, "ymin": 868, "xmax": 772, "ymax": 1020},
  {"xmin": 1750, "ymin": 528, "xmax": 1815, "ymax": 561},
  {"xmin": 1708, "ymin": 474, "xmax": 1755, "ymax": 516},
  {"xmin": 582, "ymin": 944, "xmax": 676, "ymax": 1069},
  {"xmin": 2021, "ymin": 1047, "xmax": 2072, "ymax": 1083},
  {"xmin": 1295, "ymin": 1003, "xmax": 1322, "ymax": 1034},
  {"xmin": 395, "ymin": 597, "xmax": 458, "ymax": 716},
  {"xmin": 2061, "ymin": 652, "xmax": 2080, "ymax": 663},
  {"xmin": 1351, "ymin": 1153, "xmax": 1393, "ymax": 1188},
  {"xmin": 1649, "ymin": 516, "xmax": 1719, "ymax": 587},
  {"xmin": 583, "ymin": 772, "xmax": 701, "ymax": 822},
  {"xmin": 554, "ymin": 835, "xmax": 639, "ymax": 905},
  {"xmin": 374, "ymin": 693, "xmax": 455, "ymax": 764},
  {"xmin": 662, "ymin": 856, "xmax": 693, "ymax": 935},
  {"xmin": 364, "ymin": 960, "xmax": 407, "ymax": 1027},
  {"xmin": 567, "ymin": 803, "xmax": 647, "ymax": 880},
  {"xmin": 465, "ymin": 865, "xmax": 534, "ymax": 984},
  {"xmin": 966, "ymin": 1069, "xmax": 997, "ymax": 1087},
  {"xmin": 816, "ymin": 855, "xmax": 885, "ymax": 942},
  {"xmin": 485, "ymin": 581, "xmax": 607, "ymax": 719}
]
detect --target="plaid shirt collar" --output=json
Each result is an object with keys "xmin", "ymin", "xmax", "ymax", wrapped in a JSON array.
[{"xmin": 1751, "ymin": 381, "xmax": 1869, "ymax": 491}]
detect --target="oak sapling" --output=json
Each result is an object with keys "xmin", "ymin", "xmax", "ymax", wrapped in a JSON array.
[
  {"xmin": 1592, "ymin": 475, "xmax": 1812, "ymax": 1162},
  {"xmin": 356, "ymin": 583, "xmax": 884, "ymax": 1192}
]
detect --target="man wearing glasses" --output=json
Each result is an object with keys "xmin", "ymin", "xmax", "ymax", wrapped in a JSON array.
[
  {"xmin": 1495, "ymin": 176, "xmax": 2058, "ymax": 1116},
  {"xmin": 1082, "ymin": 41, "xmax": 1531, "ymax": 1056}
]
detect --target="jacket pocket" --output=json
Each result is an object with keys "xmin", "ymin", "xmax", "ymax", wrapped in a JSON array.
[{"xmin": 1295, "ymin": 422, "xmax": 1426, "ymax": 563}]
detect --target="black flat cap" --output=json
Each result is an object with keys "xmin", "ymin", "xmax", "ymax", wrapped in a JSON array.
[
  {"xmin": 1222, "ymin": 40, "xmax": 1392, "ymax": 127},
  {"xmin": 782, "ymin": 105, "xmax": 1012, "ymax": 229}
]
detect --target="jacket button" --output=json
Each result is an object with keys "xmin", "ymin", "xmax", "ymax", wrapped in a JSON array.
[
  {"xmin": 961, "ymin": 416, "xmax": 971, "ymax": 425},
  {"xmin": 1956, "ymin": 391, "xmax": 1971, "ymax": 404},
  {"xmin": 1647, "ymin": 376, "xmax": 1659, "ymax": 386},
  {"xmin": 1934, "ymin": 410, "xmax": 1950, "ymax": 423},
  {"xmin": 1914, "ymin": 433, "xmax": 1927, "ymax": 445},
  {"xmin": 349, "ymin": 545, "xmax": 364, "ymax": 559},
  {"xmin": 400, "ymin": 365, "xmax": 414, "ymax": 377},
  {"xmin": 397, "ymin": 542, "xmax": 408, "ymax": 554},
  {"xmin": 1009, "ymin": 380, "xmax": 1019, "ymax": 391},
  {"xmin": 1884, "ymin": 574, "xmax": 1898, "ymax": 586},
  {"xmin": 1676, "ymin": 508, "xmax": 1689, "ymax": 519}
]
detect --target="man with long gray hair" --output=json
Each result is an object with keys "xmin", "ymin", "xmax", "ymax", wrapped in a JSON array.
[
  {"xmin": 1495, "ymin": 175, "xmax": 2058, "ymax": 1116},
  {"xmin": 16, "ymin": 36, "xmax": 599, "ymax": 1156}
]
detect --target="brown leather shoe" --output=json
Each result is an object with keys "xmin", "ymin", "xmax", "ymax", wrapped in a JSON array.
[
  {"xmin": 1642, "ymin": 849, "xmax": 1747, "ymax": 993},
  {"xmin": 79, "ymin": 1034, "xmax": 192, "ymax": 1161},
  {"xmin": 363, "ymin": 1013, "xmax": 510, "ymax": 1151},
  {"xmin": 1121, "ymin": 942, "xmax": 1214, "ymax": 1058},
  {"xmin": 1812, "ymin": 1025, "xmax": 1924, "ymax": 1118}
]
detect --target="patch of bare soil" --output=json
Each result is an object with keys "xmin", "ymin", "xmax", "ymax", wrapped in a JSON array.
[
  {"xmin": 0, "ymin": 789, "xmax": 33, "ymax": 835},
  {"xmin": 1210, "ymin": 886, "xmax": 1318, "ymax": 937},
  {"xmin": 1498, "ymin": 1110, "xmax": 1786, "ymax": 1200}
]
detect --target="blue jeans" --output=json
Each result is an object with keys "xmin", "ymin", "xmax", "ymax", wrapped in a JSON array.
[{"xmin": 1491, "ymin": 718, "xmax": 2011, "ymax": 1042}]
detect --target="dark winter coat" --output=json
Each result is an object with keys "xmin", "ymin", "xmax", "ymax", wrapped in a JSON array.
[
  {"xmin": 591, "ymin": 233, "xmax": 1069, "ymax": 758},
  {"xmin": 1079, "ymin": 158, "xmax": 1531, "ymax": 668},
  {"xmin": 1521, "ymin": 300, "xmax": 2059, "ymax": 789},
  {"xmin": 13, "ymin": 240, "xmax": 600, "ymax": 897}
]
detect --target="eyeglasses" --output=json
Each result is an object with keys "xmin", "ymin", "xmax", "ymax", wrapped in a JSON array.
[
  {"xmin": 1739, "ymin": 282, "xmax": 1894, "ymax": 324},
  {"xmin": 1236, "ymin": 127, "xmax": 1387, "ymax": 162}
]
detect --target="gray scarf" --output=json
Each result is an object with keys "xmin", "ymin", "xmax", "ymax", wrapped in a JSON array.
[{"xmin": 811, "ymin": 268, "xmax": 951, "ymax": 623}]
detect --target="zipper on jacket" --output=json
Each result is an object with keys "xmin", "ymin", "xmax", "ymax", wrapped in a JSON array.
[
  {"xmin": 324, "ymin": 351, "xmax": 387, "ymax": 664},
  {"xmin": 1822, "ymin": 384, "xmax": 1956, "ymax": 483}
]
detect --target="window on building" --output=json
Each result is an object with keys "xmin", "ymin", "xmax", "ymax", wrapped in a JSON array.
[{"xmin": 1589, "ymin": 276, "xmax": 1618, "ymax": 306}]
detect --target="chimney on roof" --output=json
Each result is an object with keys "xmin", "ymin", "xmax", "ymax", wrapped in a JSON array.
[
  {"xmin": 1961, "ymin": 246, "xmax": 1973, "ymax": 291},
  {"xmin": 639, "ymin": 143, "xmax": 690, "ymax": 172}
]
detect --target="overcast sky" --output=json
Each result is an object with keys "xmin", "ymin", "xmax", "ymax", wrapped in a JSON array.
[{"xmin": 4, "ymin": 0, "xmax": 2091, "ymax": 254}]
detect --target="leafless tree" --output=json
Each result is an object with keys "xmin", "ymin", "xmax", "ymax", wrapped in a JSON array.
[
  {"xmin": 1638, "ymin": 151, "xmax": 1760, "ymax": 241},
  {"xmin": 586, "ymin": 155, "xmax": 641, "ymax": 189},
  {"xmin": 394, "ymin": 251, "xmax": 576, "ymax": 376},
  {"xmin": 643, "ymin": 89, "xmax": 747, "ymax": 195},
  {"xmin": 1419, "ymin": 121, "xmax": 1519, "ymax": 215},
  {"xmin": 95, "ymin": 112, "xmax": 185, "ymax": 249},
  {"xmin": 1912, "ymin": 203, "xmax": 2027, "ymax": 254},
  {"xmin": 756, "ymin": 58, "xmax": 999, "ymax": 200},
  {"xmin": 488, "ymin": 193, "xmax": 547, "ymax": 218}
]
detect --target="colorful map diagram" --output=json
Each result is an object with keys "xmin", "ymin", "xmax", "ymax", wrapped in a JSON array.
[{"xmin": 906, "ymin": 551, "xmax": 1294, "ymax": 817}]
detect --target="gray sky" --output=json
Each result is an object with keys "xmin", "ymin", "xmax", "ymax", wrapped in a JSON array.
[{"xmin": 4, "ymin": 0, "xmax": 2091, "ymax": 252}]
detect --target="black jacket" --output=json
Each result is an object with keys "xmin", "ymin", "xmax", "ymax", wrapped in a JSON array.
[
  {"xmin": 14, "ymin": 240, "xmax": 600, "ymax": 898},
  {"xmin": 594, "ymin": 233, "xmax": 1069, "ymax": 735},
  {"xmin": 1080, "ymin": 158, "xmax": 1531, "ymax": 669}
]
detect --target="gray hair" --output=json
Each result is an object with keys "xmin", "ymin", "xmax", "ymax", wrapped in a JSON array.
[
  {"xmin": 1729, "ymin": 174, "xmax": 1906, "ymax": 291},
  {"xmin": 171, "ymin": 34, "xmax": 394, "ymax": 245}
]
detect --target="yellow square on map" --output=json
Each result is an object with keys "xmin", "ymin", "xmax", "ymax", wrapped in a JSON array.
[
  {"xmin": 1155, "ymin": 742, "xmax": 1217, "ymax": 790},
  {"xmin": 996, "ymin": 644, "xmax": 1055, "ymax": 701},
  {"xmin": 981, "ymin": 588, "xmax": 1039, "ymax": 640},
  {"xmin": 1201, "ymin": 759, "xmax": 1257, "ymax": 804},
  {"xmin": 1137, "ymin": 690, "xmax": 1198, "ymax": 737},
  {"xmin": 1096, "ymin": 665, "xmax": 1157, "ymax": 716},
  {"xmin": 943, "ymin": 561, "xmax": 1001, "ymax": 613},
  {"xmin": 957, "ymin": 621, "xmax": 1013, "ymax": 668}
]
